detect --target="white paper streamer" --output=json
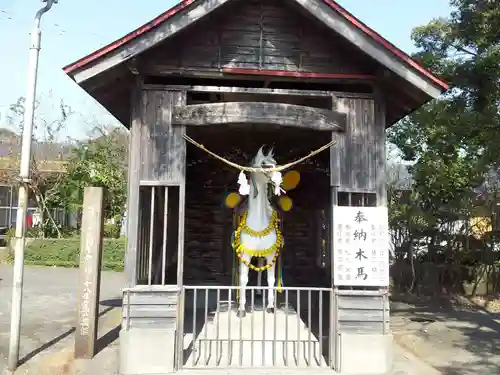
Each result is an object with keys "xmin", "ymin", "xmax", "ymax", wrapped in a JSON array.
[
  {"xmin": 237, "ymin": 171, "xmax": 250, "ymax": 196},
  {"xmin": 271, "ymin": 171, "xmax": 282, "ymax": 196}
]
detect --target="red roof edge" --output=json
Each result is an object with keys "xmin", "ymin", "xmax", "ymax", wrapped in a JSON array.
[
  {"xmin": 62, "ymin": 0, "xmax": 197, "ymax": 74},
  {"xmin": 63, "ymin": 0, "xmax": 450, "ymax": 92},
  {"xmin": 321, "ymin": 0, "xmax": 449, "ymax": 91}
]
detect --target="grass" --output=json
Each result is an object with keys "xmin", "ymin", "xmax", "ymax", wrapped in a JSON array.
[{"xmin": 7, "ymin": 237, "xmax": 126, "ymax": 271}]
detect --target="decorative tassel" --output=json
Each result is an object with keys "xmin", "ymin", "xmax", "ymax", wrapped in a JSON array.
[
  {"xmin": 276, "ymin": 252, "xmax": 284, "ymax": 293},
  {"xmin": 231, "ymin": 211, "xmax": 239, "ymax": 302},
  {"xmin": 276, "ymin": 212, "xmax": 284, "ymax": 293}
]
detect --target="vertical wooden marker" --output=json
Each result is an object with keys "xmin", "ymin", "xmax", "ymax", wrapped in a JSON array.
[{"xmin": 75, "ymin": 187, "xmax": 104, "ymax": 359}]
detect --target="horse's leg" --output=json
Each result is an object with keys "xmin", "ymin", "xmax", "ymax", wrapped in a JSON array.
[
  {"xmin": 237, "ymin": 253, "xmax": 251, "ymax": 318},
  {"xmin": 256, "ymin": 258, "xmax": 264, "ymax": 295},
  {"xmin": 265, "ymin": 253, "xmax": 276, "ymax": 313}
]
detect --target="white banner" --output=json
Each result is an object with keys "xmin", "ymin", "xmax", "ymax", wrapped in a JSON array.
[{"xmin": 333, "ymin": 206, "xmax": 389, "ymax": 287}]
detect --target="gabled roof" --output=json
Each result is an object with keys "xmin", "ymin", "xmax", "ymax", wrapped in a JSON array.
[{"xmin": 63, "ymin": 0, "xmax": 448, "ymax": 94}]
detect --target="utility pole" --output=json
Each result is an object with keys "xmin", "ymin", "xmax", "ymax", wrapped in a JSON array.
[{"xmin": 7, "ymin": 0, "xmax": 58, "ymax": 371}]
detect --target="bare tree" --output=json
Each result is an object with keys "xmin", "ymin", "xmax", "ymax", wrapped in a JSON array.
[{"xmin": 2, "ymin": 94, "xmax": 74, "ymax": 236}]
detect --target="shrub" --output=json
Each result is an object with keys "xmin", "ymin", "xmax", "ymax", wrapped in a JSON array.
[{"xmin": 103, "ymin": 223, "xmax": 121, "ymax": 238}]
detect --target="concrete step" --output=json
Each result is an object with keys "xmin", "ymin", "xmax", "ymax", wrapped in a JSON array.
[{"xmin": 182, "ymin": 307, "xmax": 329, "ymax": 369}]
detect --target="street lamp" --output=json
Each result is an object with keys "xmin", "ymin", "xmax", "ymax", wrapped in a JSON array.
[{"xmin": 7, "ymin": 0, "xmax": 58, "ymax": 371}]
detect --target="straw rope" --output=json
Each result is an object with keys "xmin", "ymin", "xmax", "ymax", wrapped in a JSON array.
[{"xmin": 183, "ymin": 134, "xmax": 336, "ymax": 173}]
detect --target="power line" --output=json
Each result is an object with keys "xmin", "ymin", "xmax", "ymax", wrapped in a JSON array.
[{"xmin": 0, "ymin": 9, "xmax": 106, "ymax": 39}]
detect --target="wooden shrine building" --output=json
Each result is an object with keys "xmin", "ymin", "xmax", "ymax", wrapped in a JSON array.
[{"xmin": 63, "ymin": 0, "xmax": 448, "ymax": 373}]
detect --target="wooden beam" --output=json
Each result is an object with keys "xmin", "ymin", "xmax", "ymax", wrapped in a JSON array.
[
  {"xmin": 139, "ymin": 64, "xmax": 377, "ymax": 84},
  {"xmin": 125, "ymin": 58, "xmax": 140, "ymax": 75},
  {"xmin": 293, "ymin": 0, "xmax": 444, "ymax": 98},
  {"xmin": 221, "ymin": 68, "xmax": 376, "ymax": 81},
  {"xmin": 149, "ymin": 85, "xmax": 335, "ymax": 97},
  {"xmin": 70, "ymin": 0, "xmax": 232, "ymax": 84},
  {"xmin": 143, "ymin": 84, "xmax": 375, "ymax": 99},
  {"xmin": 172, "ymin": 101, "xmax": 346, "ymax": 130}
]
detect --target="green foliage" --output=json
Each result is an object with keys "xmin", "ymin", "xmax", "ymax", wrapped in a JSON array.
[
  {"xmin": 397, "ymin": 0, "xmax": 500, "ymax": 165},
  {"xmin": 389, "ymin": 0, "xmax": 500, "ymax": 218},
  {"xmin": 103, "ymin": 223, "xmax": 121, "ymax": 239},
  {"xmin": 56, "ymin": 127, "xmax": 128, "ymax": 223},
  {"xmin": 7, "ymin": 237, "xmax": 125, "ymax": 271},
  {"xmin": 388, "ymin": 0, "xmax": 500, "ymax": 295}
]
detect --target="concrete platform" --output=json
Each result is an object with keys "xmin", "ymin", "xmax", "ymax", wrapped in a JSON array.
[{"xmin": 182, "ymin": 303, "xmax": 329, "ymax": 369}]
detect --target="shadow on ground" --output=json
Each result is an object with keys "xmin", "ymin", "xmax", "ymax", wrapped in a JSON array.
[
  {"xmin": 391, "ymin": 294, "xmax": 500, "ymax": 375},
  {"xmin": 18, "ymin": 303, "xmax": 119, "ymax": 366},
  {"xmin": 100, "ymin": 298, "xmax": 122, "ymax": 308}
]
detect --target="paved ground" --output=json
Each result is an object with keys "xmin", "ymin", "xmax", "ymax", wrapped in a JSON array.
[
  {"xmin": 391, "ymin": 295, "xmax": 500, "ymax": 375},
  {"xmin": 0, "ymin": 265, "xmax": 498, "ymax": 374},
  {"xmin": 0, "ymin": 264, "xmax": 124, "ymax": 374}
]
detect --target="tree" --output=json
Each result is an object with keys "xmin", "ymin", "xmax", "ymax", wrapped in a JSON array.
[
  {"xmin": 389, "ymin": 0, "xmax": 500, "ymax": 221},
  {"xmin": 1, "ymin": 95, "xmax": 74, "ymax": 235},
  {"xmin": 392, "ymin": 0, "xmax": 500, "ymax": 164},
  {"xmin": 58, "ymin": 125, "xmax": 128, "ymax": 226},
  {"xmin": 387, "ymin": 0, "xmax": 500, "ymax": 293}
]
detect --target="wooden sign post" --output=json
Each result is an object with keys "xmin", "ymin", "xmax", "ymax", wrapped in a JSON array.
[{"xmin": 75, "ymin": 187, "xmax": 104, "ymax": 359}]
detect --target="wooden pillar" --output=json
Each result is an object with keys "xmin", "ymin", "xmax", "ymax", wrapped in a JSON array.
[
  {"xmin": 120, "ymin": 88, "xmax": 187, "ymax": 375},
  {"xmin": 374, "ymin": 87, "xmax": 387, "ymax": 207},
  {"xmin": 124, "ymin": 80, "xmax": 143, "ymax": 287},
  {"xmin": 329, "ymin": 107, "xmax": 342, "ymax": 367},
  {"xmin": 75, "ymin": 187, "xmax": 104, "ymax": 359},
  {"xmin": 124, "ymin": 84, "xmax": 188, "ymax": 287}
]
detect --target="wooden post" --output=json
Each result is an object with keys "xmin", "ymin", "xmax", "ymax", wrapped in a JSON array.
[{"xmin": 75, "ymin": 187, "xmax": 104, "ymax": 359}]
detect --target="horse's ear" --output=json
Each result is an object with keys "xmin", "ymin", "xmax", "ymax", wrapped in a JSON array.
[
  {"xmin": 267, "ymin": 147, "xmax": 275, "ymax": 159},
  {"xmin": 252, "ymin": 146, "xmax": 266, "ymax": 164}
]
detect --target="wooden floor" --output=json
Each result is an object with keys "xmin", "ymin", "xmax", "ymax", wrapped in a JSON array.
[{"xmin": 182, "ymin": 302, "xmax": 330, "ymax": 369}]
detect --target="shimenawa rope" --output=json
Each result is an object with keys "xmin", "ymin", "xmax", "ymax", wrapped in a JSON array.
[{"xmin": 183, "ymin": 134, "xmax": 336, "ymax": 173}]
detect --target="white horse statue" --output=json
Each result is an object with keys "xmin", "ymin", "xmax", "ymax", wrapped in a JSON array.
[{"xmin": 232, "ymin": 147, "xmax": 284, "ymax": 318}]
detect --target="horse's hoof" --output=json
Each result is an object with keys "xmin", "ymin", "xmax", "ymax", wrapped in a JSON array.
[
  {"xmin": 266, "ymin": 307, "xmax": 275, "ymax": 314},
  {"xmin": 236, "ymin": 310, "xmax": 246, "ymax": 318}
]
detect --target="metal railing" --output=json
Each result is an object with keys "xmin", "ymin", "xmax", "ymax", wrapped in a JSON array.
[
  {"xmin": 177, "ymin": 285, "xmax": 334, "ymax": 370},
  {"xmin": 0, "ymin": 206, "xmax": 72, "ymax": 229}
]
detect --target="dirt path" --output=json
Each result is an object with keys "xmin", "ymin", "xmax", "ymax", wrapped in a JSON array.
[{"xmin": 391, "ymin": 295, "xmax": 500, "ymax": 375}]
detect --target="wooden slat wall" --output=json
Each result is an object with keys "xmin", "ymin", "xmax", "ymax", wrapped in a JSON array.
[
  {"xmin": 331, "ymin": 97, "xmax": 384, "ymax": 193},
  {"xmin": 140, "ymin": 90, "xmax": 186, "ymax": 182},
  {"xmin": 336, "ymin": 293, "xmax": 389, "ymax": 334},
  {"xmin": 122, "ymin": 288, "xmax": 177, "ymax": 330},
  {"xmin": 142, "ymin": 0, "xmax": 376, "ymax": 75}
]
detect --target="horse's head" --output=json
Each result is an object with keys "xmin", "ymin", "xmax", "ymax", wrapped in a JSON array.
[
  {"xmin": 236, "ymin": 146, "xmax": 282, "ymax": 198},
  {"xmin": 251, "ymin": 146, "xmax": 277, "ymax": 184}
]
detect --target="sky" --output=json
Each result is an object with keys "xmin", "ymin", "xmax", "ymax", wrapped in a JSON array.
[{"xmin": 0, "ymin": 0, "xmax": 452, "ymax": 141}]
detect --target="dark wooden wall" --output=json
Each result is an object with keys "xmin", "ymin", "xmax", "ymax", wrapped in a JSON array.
[
  {"xmin": 183, "ymin": 125, "xmax": 331, "ymax": 287},
  {"xmin": 330, "ymin": 95, "xmax": 385, "ymax": 194},
  {"xmin": 139, "ymin": 89, "xmax": 187, "ymax": 182},
  {"xmin": 140, "ymin": 0, "xmax": 377, "ymax": 75}
]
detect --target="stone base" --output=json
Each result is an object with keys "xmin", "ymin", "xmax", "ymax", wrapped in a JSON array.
[
  {"xmin": 120, "ymin": 329, "xmax": 176, "ymax": 374},
  {"xmin": 338, "ymin": 333, "xmax": 393, "ymax": 374}
]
